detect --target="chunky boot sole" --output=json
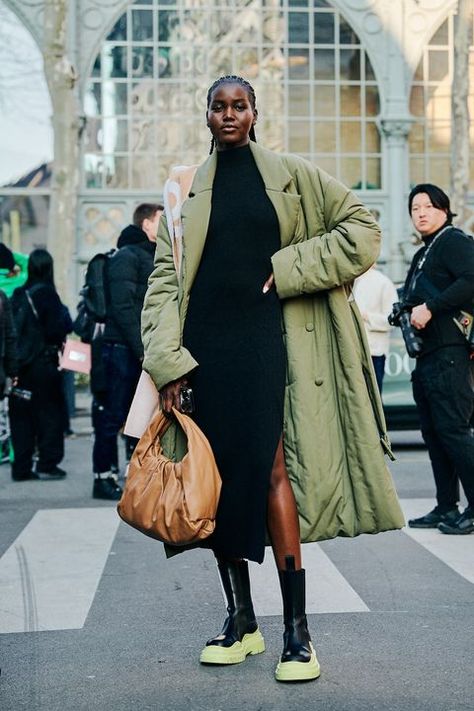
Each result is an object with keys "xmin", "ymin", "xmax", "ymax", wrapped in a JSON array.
[
  {"xmin": 199, "ymin": 628, "xmax": 265, "ymax": 665},
  {"xmin": 275, "ymin": 642, "xmax": 320, "ymax": 682}
]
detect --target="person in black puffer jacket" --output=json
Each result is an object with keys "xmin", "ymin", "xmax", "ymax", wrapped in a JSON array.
[
  {"xmin": 10, "ymin": 249, "xmax": 72, "ymax": 481},
  {"xmin": 92, "ymin": 202, "xmax": 163, "ymax": 500}
]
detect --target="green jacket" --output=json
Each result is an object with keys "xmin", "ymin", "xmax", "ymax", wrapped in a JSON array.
[{"xmin": 142, "ymin": 142, "xmax": 405, "ymax": 545}]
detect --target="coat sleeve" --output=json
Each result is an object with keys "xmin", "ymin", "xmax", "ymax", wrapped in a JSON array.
[
  {"xmin": 271, "ymin": 167, "xmax": 381, "ymax": 299},
  {"xmin": 107, "ymin": 248, "xmax": 143, "ymax": 361},
  {"xmin": 141, "ymin": 214, "xmax": 198, "ymax": 391}
]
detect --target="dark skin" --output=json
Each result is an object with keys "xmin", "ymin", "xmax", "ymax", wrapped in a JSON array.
[{"xmin": 159, "ymin": 82, "xmax": 301, "ymax": 571}]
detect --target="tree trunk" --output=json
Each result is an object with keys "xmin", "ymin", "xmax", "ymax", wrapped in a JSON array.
[
  {"xmin": 43, "ymin": 0, "xmax": 79, "ymax": 305},
  {"xmin": 451, "ymin": 0, "xmax": 473, "ymax": 225}
]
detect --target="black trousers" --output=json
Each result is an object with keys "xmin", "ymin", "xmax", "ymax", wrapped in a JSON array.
[
  {"xmin": 10, "ymin": 354, "xmax": 65, "ymax": 477},
  {"xmin": 412, "ymin": 345, "xmax": 474, "ymax": 509},
  {"xmin": 92, "ymin": 343, "xmax": 141, "ymax": 474}
]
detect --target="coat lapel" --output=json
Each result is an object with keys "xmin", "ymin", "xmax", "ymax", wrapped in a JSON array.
[
  {"xmin": 249, "ymin": 143, "xmax": 303, "ymax": 248},
  {"xmin": 181, "ymin": 152, "xmax": 216, "ymax": 293}
]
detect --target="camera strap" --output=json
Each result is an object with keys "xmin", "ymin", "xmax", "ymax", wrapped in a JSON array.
[
  {"xmin": 405, "ymin": 225, "xmax": 451, "ymax": 300},
  {"xmin": 414, "ymin": 224, "xmax": 451, "ymax": 272}
]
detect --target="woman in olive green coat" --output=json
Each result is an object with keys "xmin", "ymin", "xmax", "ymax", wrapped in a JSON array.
[{"xmin": 142, "ymin": 76, "xmax": 404, "ymax": 682}]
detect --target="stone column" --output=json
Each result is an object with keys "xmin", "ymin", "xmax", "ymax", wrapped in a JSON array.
[{"xmin": 380, "ymin": 118, "xmax": 412, "ymax": 282}]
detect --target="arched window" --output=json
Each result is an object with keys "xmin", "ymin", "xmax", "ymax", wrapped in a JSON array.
[
  {"xmin": 83, "ymin": 0, "xmax": 381, "ymax": 191},
  {"xmin": 409, "ymin": 15, "xmax": 474, "ymax": 190}
]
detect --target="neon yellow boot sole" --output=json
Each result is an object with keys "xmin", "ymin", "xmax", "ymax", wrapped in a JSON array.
[
  {"xmin": 199, "ymin": 628, "xmax": 265, "ymax": 665},
  {"xmin": 275, "ymin": 642, "xmax": 321, "ymax": 682}
]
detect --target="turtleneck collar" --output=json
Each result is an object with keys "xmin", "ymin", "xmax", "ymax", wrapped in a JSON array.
[
  {"xmin": 216, "ymin": 143, "xmax": 252, "ymax": 160},
  {"xmin": 422, "ymin": 220, "xmax": 451, "ymax": 247}
]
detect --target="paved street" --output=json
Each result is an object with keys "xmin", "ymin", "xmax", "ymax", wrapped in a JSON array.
[{"xmin": 0, "ymin": 397, "xmax": 472, "ymax": 711}]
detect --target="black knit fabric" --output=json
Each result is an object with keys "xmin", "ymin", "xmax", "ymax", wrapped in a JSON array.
[{"xmin": 183, "ymin": 144, "xmax": 286, "ymax": 563}]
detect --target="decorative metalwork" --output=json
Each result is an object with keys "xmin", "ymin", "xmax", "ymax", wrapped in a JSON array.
[
  {"xmin": 83, "ymin": 0, "xmax": 382, "ymax": 192},
  {"xmin": 409, "ymin": 13, "xmax": 474, "ymax": 191}
]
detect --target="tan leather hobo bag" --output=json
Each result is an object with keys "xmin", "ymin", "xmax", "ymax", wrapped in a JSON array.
[{"xmin": 117, "ymin": 407, "xmax": 221, "ymax": 545}]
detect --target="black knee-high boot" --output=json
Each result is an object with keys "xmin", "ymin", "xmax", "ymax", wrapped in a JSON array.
[
  {"xmin": 275, "ymin": 557, "xmax": 320, "ymax": 681},
  {"xmin": 200, "ymin": 559, "xmax": 265, "ymax": 665}
]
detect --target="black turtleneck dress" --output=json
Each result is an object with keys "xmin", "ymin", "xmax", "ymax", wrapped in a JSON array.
[{"xmin": 183, "ymin": 144, "xmax": 286, "ymax": 563}]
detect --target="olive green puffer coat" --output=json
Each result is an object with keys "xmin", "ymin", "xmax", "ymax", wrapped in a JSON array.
[{"xmin": 142, "ymin": 142, "xmax": 405, "ymax": 547}]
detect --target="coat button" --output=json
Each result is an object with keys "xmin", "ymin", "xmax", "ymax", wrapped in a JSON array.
[
  {"xmin": 305, "ymin": 323, "xmax": 314, "ymax": 332},
  {"xmin": 315, "ymin": 378, "xmax": 323, "ymax": 386}
]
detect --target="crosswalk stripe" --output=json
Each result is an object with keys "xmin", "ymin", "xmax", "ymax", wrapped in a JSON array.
[
  {"xmin": 249, "ymin": 542, "xmax": 369, "ymax": 616},
  {"xmin": 0, "ymin": 508, "xmax": 120, "ymax": 634},
  {"xmin": 1, "ymin": 499, "xmax": 472, "ymax": 634},
  {"xmin": 400, "ymin": 498, "xmax": 474, "ymax": 585}
]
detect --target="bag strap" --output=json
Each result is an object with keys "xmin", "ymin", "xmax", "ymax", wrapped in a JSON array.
[
  {"xmin": 25, "ymin": 290, "xmax": 39, "ymax": 320},
  {"xmin": 24, "ymin": 283, "xmax": 45, "ymax": 321},
  {"xmin": 163, "ymin": 164, "xmax": 199, "ymax": 278}
]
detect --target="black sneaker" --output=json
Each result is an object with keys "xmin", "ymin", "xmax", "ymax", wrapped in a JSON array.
[
  {"xmin": 93, "ymin": 476, "xmax": 123, "ymax": 501},
  {"xmin": 408, "ymin": 506, "xmax": 460, "ymax": 529},
  {"xmin": 438, "ymin": 507, "xmax": 474, "ymax": 535},
  {"xmin": 11, "ymin": 471, "xmax": 40, "ymax": 481},
  {"xmin": 36, "ymin": 466, "xmax": 67, "ymax": 479}
]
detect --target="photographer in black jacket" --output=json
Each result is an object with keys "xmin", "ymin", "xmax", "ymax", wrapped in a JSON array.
[
  {"xmin": 404, "ymin": 184, "xmax": 474, "ymax": 534},
  {"xmin": 92, "ymin": 203, "xmax": 163, "ymax": 500}
]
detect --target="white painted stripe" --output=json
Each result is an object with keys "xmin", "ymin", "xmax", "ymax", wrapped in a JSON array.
[
  {"xmin": 0, "ymin": 508, "xmax": 120, "ymax": 633},
  {"xmin": 249, "ymin": 542, "xmax": 369, "ymax": 616},
  {"xmin": 401, "ymin": 498, "xmax": 474, "ymax": 585}
]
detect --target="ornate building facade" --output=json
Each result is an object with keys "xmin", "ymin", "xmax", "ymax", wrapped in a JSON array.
[{"xmin": 1, "ymin": 0, "xmax": 471, "ymax": 295}]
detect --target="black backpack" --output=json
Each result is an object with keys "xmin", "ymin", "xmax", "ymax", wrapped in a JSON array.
[
  {"xmin": 73, "ymin": 250, "xmax": 115, "ymax": 343},
  {"xmin": 10, "ymin": 285, "xmax": 46, "ymax": 369}
]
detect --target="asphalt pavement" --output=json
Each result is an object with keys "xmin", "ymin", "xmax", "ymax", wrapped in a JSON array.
[{"xmin": 0, "ymin": 392, "xmax": 472, "ymax": 711}]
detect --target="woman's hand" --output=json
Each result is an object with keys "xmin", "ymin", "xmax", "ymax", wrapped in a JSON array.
[
  {"xmin": 159, "ymin": 377, "xmax": 188, "ymax": 414},
  {"xmin": 263, "ymin": 273, "xmax": 274, "ymax": 294}
]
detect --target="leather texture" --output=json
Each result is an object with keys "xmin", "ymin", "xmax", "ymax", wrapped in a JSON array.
[
  {"xmin": 117, "ymin": 407, "xmax": 221, "ymax": 545},
  {"xmin": 207, "ymin": 560, "xmax": 258, "ymax": 648},
  {"xmin": 200, "ymin": 560, "xmax": 265, "ymax": 665},
  {"xmin": 279, "ymin": 568, "xmax": 312, "ymax": 663}
]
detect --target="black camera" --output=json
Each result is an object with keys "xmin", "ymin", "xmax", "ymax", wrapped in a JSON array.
[{"xmin": 388, "ymin": 302, "xmax": 424, "ymax": 358}]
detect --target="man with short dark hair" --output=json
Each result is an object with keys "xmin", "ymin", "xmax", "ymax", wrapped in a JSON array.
[
  {"xmin": 92, "ymin": 203, "xmax": 163, "ymax": 500},
  {"xmin": 404, "ymin": 184, "xmax": 474, "ymax": 534}
]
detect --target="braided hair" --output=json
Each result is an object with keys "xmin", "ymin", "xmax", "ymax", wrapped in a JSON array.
[{"xmin": 206, "ymin": 75, "xmax": 257, "ymax": 154}]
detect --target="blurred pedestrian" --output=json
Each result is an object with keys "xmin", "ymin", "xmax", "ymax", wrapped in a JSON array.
[
  {"xmin": 142, "ymin": 75, "xmax": 404, "ymax": 681},
  {"xmin": 0, "ymin": 243, "xmax": 17, "ymax": 274},
  {"xmin": 62, "ymin": 351, "xmax": 76, "ymax": 436},
  {"xmin": 91, "ymin": 203, "xmax": 163, "ymax": 500},
  {"xmin": 0, "ymin": 287, "xmax": 18, "ymax": 462},
  {"xmin": 403, "ymin": 184, "xmax": 474, "ymax": 534},
  {"xmin": 0, "ymin": 288, "xmax": 18, "ymax": 397},
  {"xmin": 9, "ymin": 249, "xmax": 72, "ymax": 481},
  {"xmin": 353, "ymin": 264, "xmax": 398, "ymax": 393}
]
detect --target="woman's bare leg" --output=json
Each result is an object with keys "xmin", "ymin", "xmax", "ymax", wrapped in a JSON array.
[
  {"xmin": 267, "ymin": 436, "xmax": 302, "ymax": 570},
  {"xmin": 268, "ymin": 438, "xmax": 319, "ymax": 681}
]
